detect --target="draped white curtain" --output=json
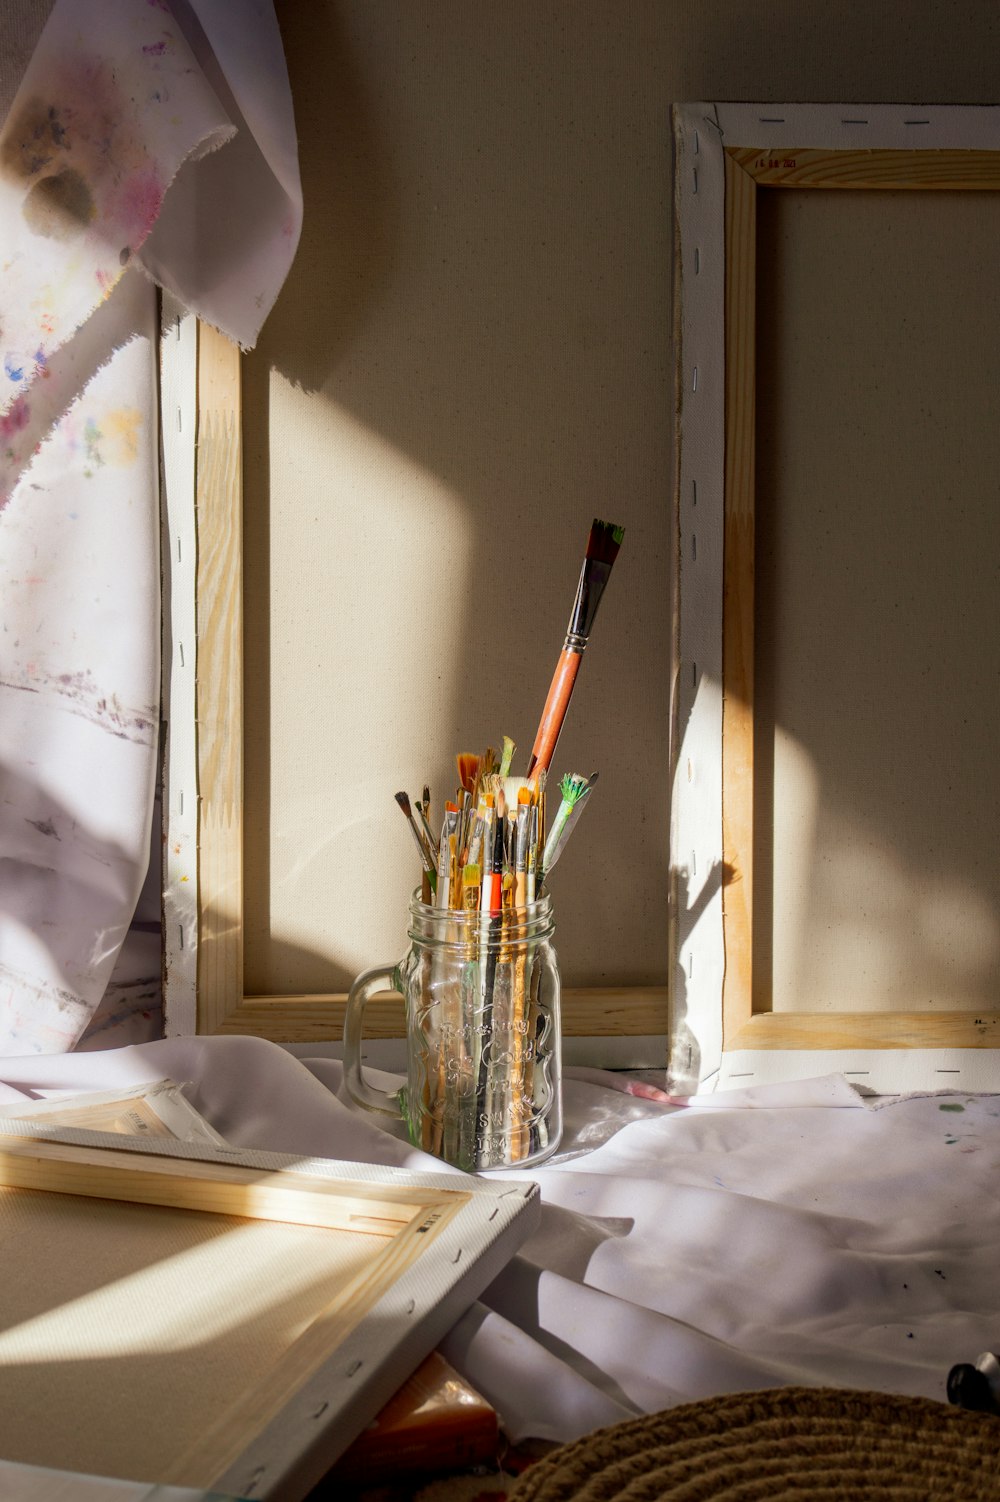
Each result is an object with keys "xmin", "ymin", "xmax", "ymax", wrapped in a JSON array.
[{"xmin": 0, "ymin": 0, "xmax": 302, "ymax": 1053}]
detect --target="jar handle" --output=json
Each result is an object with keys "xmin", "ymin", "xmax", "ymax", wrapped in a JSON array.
[{"xmin": 343, "ymin": 964, "xmax": 403, "ymax": 1115}]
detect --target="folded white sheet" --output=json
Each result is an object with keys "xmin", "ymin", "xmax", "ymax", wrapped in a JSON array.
[{"xmin": 1, "ymin": 1037, "xmax": 996, "ymax": 1445}]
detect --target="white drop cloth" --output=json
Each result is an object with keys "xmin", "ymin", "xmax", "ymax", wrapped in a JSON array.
[
  {"xmin": 0, "ymin": 1037, "xmax": 997, "ymax": 1447},
  {"xmin": 0, "ymin": 0, "xmax": 301, "ymax": 1053}
]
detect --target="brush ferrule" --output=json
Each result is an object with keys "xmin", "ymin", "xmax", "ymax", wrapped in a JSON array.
[
  {"xmin": 564, "ymin": 631, "xmax": 588, "ymax": 653},
  {"xmin": 566, "ymin": 558, "xmax": 613, "ymax": 641}
]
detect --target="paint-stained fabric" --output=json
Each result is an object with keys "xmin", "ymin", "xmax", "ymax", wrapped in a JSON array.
[
  {"xmin": 0, "ymin": 0, "xmax": 301, "ymax": 1052},
  {"xmin": 0, "ymin": 1053, "xmax": 997, "ymax": 1449}
]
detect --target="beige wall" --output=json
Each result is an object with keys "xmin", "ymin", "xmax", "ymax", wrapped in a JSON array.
[
  {"xmin": 755, "ymin": 188, "xmax": 1000, "ymax": 1015},
  {"xmin": 243, "ymin": 0, "xmax": 1000, "ymax": 998}
]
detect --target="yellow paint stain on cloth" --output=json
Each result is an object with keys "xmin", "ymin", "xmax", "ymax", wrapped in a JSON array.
[{"xmin": 102, "ymin": 406, "xmax": 141, "ymax": 464}]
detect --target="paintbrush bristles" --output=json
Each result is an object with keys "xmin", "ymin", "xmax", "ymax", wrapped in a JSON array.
[
  {"xmin": 456, "ymin": 753, "xmax": 479, "ymax": 794},
  {"xmin": 395, "ymin": 789, "xmax": 436, "ymax": 886},
  {"xmin": 567, "ymin": 520, "xmax": 625, "ymax": 643},
  {"xmin": 498, "ymin": 736, "xmax": 516, "ymax": 780},
  {"xmin": 586, "ymin": 518, "xmax": 625, "ymax": 566},
  {"xmin": 541, "ymin": 771, "xmax": 594, "ymax": 876}
]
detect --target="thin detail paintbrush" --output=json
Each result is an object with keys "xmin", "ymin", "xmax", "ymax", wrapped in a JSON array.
[
  {"xmin": 456, "ymin": 787, "xmax": 472, "ymax": 865},
  {"xmin": 534, "ymin": 777, "xmax": 547, "ymax": 891},
  {"xmin": 465, "ymin": 808, "xmax": 486, "ymax": 869},
  {"xmin": 395, "ymin": 791, "xmax": 437, "ymax": 895},
  {"xmin": 422, "ymin": 785, "xmax": 434, "ymax": 853},
  {"xmin": 415, "ymin": 798, "xmax": 438, "ymax": 864},
  {"xmin": 526, "ymin": 802, "xmax": 539, "ymax": 905},
  {"xmin": 514, "ymin": 786, "xmax": 532, "ymax": 909},
  {"xmin": 526, "ymin": 519, "xmax": 624, "ymax": 784},
  {"xmin": 477, "ymin": 806, "xmax": 506, "ymax": 1117},
  {"xmin": 436, "ymin": 805, "xmax": 458, "ymax": 908},
  {"xmin": 511, "ymin": 786, "xmax": 534, "ymax": 1162}
]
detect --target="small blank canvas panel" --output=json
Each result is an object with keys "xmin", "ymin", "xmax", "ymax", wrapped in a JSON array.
[
  {"xmin": 0, "ymin": 1126, "xmax": 539, "ymax": 1499},
  {"xmin": 0, "ymin": 1186, "xmax": 387, "ymax": 1485},
  {"xmin": 754, "ymin": 188, "xmax": 1000, "ymax": 1017}
]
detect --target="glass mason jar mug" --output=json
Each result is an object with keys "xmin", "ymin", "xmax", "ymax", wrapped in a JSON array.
[{"xmin": 343, "ymin": 890, "xmax": 562, "ymax": 1171}]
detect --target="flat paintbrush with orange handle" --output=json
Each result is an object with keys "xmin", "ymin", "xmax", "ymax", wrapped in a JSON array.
[{"xmin": 526, "ymin": 518, "xmax": 624, "ymax": 785}]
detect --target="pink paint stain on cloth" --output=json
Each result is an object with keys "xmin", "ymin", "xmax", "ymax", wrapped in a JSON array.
[
  {"xmin": 0, "ymin": 0, "xmax": 301, "ymax": 1054},
  {"xmin": 112, "ymin": 169, "xmax": 165, "ymax": 243},
  {"xmin": 0, "ymin": 396, "xmax": 31, "ymax": 445},
  {"xmin": 0, "ymin": 0, "xmax": 302, "ymax": 507},
  {"xmin": 0, "ymin": 13, "xmax": 233, "ymax": 420}
]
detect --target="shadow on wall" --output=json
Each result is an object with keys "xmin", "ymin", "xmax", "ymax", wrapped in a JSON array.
[
  {"xmin": 242, "ymin": 2, "xmax": 674, "ymax": 995},
  {"xmin": 241, "ymin": 0, "xmax": 1000, "ymax": 1014},
  {"xmin": 253, "ymin": 3, "xmax": 398, "ymax": 392},
  {"xmin": 752, "ymin": 185, "xmax": 1000, "ymax": 1014}
]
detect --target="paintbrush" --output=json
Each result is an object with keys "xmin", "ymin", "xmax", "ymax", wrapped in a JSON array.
[
  {"xmin": 476, "ymin": 804, "xmax": 507, "ymax": 1132},
  {"xmin": 415, "ymin": 797, "xmax": 437, "ymax": 862},
  {"xmin": 422, "ymin": 785, "xmax": 434, "ymax": 852},
  {"xmin": 513, "ymin": 787, "xmax": 532, "ymax": 908},
  {"xmin": 498, "ymin": 735, "xmax": 516, "ymax": 780},
  {"xmin": 457, "ymin": 752, "xmax": 479, "ymax": 796},
  {"xmin": 526, "ymin": 801, "xmax": 539, "ymax": 905},
  {"xmin": 462, "ymin": 860, "xmax": 481, "ymax": 911},
  {"xmin": 541, "ymin": 771, "xmax": 597, "ymax": 878},
  {"xmin": 435, "ymin": 804, "xmax": 459, "ymax": 908},
  {"xmin": 526, "ymin": 518, "xmax": 624, "ymax": 783},
  {"xmin": 394, "ymin": 791, "xmax": 437, "ymax": 895}
]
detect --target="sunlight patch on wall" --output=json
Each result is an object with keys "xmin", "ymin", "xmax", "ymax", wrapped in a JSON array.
[
  {"xmin": 249, "ymin": 375, "xmax": 475, "ymax": 986},
  {"xmin": 773, "ymin": 794, "xmax": 1000, "ymax": 1016}
]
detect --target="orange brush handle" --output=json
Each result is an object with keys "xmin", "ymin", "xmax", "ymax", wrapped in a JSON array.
[{"xmin": 527, "ymin": 646, "xmax": 582, "ymax": 781}]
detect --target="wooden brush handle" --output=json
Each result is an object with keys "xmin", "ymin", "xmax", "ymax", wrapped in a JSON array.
[{"xmin": 527, "ymin": 646, "xmax": 582, "ymax": 780}]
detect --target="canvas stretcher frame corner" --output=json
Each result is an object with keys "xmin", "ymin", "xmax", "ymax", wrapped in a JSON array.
[
  {"xmin": 671, "ymin": 101, "xmax": 1000, "ymax": 1094},
  {"xmin": 0, "ymin": 1118, "xmax": 539, "ymax": 1499},
  {"xmin": 159, "ymin": 306, "xmax": 667, "ymax": 1055}
]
